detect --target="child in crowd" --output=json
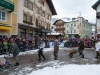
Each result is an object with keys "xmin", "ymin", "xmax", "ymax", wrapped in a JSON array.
[
  {"xmin": 0, "ymin": 59, "xmax": 4, "ymax": 70},
  {"xmin": 0, "ymin": 41, "xmax": 3, "ymax": 55},
  {"xmin": 19, "ymin": 42, "xmax": 24, "ymax": 52},
  {"xmin": 3, "ymin": 39, "xmax": 8, "ymax": 54}
]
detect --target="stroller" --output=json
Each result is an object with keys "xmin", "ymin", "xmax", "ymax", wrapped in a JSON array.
[{"xmin": 0, "ymin": 55, "xmax": 14, "ymax": 71}]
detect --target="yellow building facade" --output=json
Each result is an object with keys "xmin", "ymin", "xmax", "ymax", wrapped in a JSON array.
[
  {"xmin": 0, "ymin": 0, "xmax": 57, "ymax": 38},
  {"xmin": 0, "ymin": 0, "xmax": 18, "ymax": 38}
]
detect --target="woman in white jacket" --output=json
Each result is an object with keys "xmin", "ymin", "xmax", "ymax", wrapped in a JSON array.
[{"xmin": 95, "ymin": 39, "xmax": 100, "ymax": 59}]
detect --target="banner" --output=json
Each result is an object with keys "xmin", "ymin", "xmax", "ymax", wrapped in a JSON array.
[{"xmin": 49, "ymin": 42, "xmax": 64, "ymax": 48}]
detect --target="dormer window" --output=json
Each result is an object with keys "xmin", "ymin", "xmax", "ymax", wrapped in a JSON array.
[{"xmin": 97, "ymin": 12, "xmax": 100, "ymax": 19}]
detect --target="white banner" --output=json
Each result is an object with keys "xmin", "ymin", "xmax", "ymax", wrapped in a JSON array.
[{"xmin": 49, "ymin": 42, "xmax": 64, "ymax": 48}]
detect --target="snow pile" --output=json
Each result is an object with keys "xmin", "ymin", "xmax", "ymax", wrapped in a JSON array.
[
  {"xmin": 28, "ymin": 64, "xmax": 100, "ymax": 75},
  {"xmin": 36, "ymin": 60, "xmax": 66, "ymax": 68},
  {"xmin": 0, "ymin": 48, "xmax": 54, "ymax": 58}
]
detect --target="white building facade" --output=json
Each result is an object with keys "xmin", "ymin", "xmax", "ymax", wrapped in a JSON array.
[
  {"xmin": 92, "ymin": 0, "xmax": 100, "ymax": 38},
  {"xmin": 65, "ymin": 17, "xmax": 92, "ymax": 38},
  {"xmin": 17, "ymin": 0, "xmax": 57, "ymax": 37}
]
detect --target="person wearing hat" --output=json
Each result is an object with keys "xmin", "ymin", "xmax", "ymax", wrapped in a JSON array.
[
  {"xmin": 38, "ymin": 40, "xmax": 45, "ymax": 61},
  {"xmin": 95, "ymin": 39, "xmax": 100, "ymax": 59},
  {"xmin": 54, "ymin": 40, "xmax": 59, "ymax": 60}
]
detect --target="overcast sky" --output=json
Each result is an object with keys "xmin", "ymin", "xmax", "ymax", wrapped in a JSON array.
[{"xmin": 52, "ymin": 0, "xmax": 98, "ymax": 23}]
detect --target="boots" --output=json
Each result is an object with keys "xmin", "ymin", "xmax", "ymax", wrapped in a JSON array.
[
  {"xmin": 95, "ymin": 51, "xmax": 99, "ymax": 59},
  {"xmin": 14, "ymin": 62, "xmax": 19, "ymax": 66}
]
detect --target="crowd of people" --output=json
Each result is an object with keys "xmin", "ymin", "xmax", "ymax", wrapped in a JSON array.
[
  {"xmin": 64, "ymin": 37, "xmax": 96, "ymax": 48},
  {"xmin": 0, "ymin": 35, "xmax": 100, "ymax": 69},
  {"xmin": 0, "ymin": 36, "xmax": 98, "ymax": 56}
]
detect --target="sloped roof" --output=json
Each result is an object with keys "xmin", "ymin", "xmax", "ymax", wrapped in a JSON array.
[
  {"xmin": 92, "ymin": 0, "xmax": 100, "ymax": 10},
  {"xmin": 53, "ymin": 19, "xmax": 66, "ymax": 25},
  {"xmin": 46, "ymin": 0, "xmax": 57, "ymax": 15}
]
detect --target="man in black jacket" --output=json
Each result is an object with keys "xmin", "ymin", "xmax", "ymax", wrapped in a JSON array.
[{"xmin": 78, "ymin": 39, "xmax": 84, "ymax": 58}]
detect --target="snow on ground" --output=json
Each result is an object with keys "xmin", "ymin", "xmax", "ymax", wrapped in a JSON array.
[
  {"xmin": 28, "ymin": 64, "xmax": 100, "ymax": 75},
  {"xmin": 0, "ymin": 48, "xmax": 54, "ymax": 58},
  {"xmin": 0, "ymin": 47, "xmax": 68, "ymax": 58},
  {"xmin": 8, "ymin": 60, "xmax": 100, "ymax": 75},
  {"xmin": 9, "ymin": 67, "xmax": 33, "ymax": 75},
  {"xmin": 23, "ymin": 60, "xmax": 100, "ymax": 75}
]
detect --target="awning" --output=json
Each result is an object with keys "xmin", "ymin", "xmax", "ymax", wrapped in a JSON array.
[{"xmin": 0, "ymin": 26, "xmax": 10, "ymax": 30}]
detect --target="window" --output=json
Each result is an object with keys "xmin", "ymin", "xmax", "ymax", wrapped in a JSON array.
[
  {"xmin": 47, "ymin": 14, "xmax": 49, "ymax": 19},
  {"xmin": 74, "ymin": 30, "xmax": 76, "ymax": 33},
  {"xmin": 42, "ymin": 11, "xmax": 45, "ymax": 17},
  {"xmin": 71, "ymin": 30, "xmax": 72, "ymax": 34},
  {"xmin": 28, "ymin": 16, "xmax": 32, "ymax": 23},
  {"xmin": 67, "ymin": 25, "xmax": 69, "ymax": 27},
  {"xmin": 23, "ymin": 14, "xmax": 27, "ymax": 21},
  {"xmin": 2, "ymin": 12, "xmax": 5, "ymax": 20},
  {"xmin": 74, "ymin": 24, "xmax": 76, "ymax": 27},
  {"xmin": 40, "ymin": 10, "xmax": 42, "ymax": 15},
  {"xmin": 36, "ymin": 19, "xmax": 38, "ymax": 26},
  {"xmin": 0, "ymin": 11, "xmax": 6, "ymax": 21},
  {"xmin": 67, "ymin": 30, "xmax": 69, "ymax": 33},
  {"xmin": 84, "ymin": 24, "xmax": 85, "ymax": 27},
  {"xmin": 71, "ymin": 24, "xmax": 73, "ymax": 27},
  {"xmin": 39, "ymin": 0, "xmax": 44, "ymax": 6},
  {"xmin": 36, "ymin": 7, "xmax": 39, "ymax": 14},
  {"xmin": 42, "ymin": 22, "xmax": 44, "ymax": 26},
  {"xmin": 24, "ymin": 0, "xmax": 28, "ymax": 7},
  {"xmin": 28, "ymin": 2, "xmax": 33, "ymax": 10}
]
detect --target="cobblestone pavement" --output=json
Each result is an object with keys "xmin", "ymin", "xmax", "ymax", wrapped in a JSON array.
[{"xmin": 0, "ymin": 48, "xmax": 100, "ymax": 75}]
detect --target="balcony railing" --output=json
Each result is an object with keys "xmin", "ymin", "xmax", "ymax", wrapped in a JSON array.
[
  {"xmin": 23, "ymin": 20, "xmax": 33, "ymax": 25},
  {"xmin": 54, "ymin": 27, "xmax": 65, "ymax": 31},
  {"xmin": 0, "ymin": 0, "xmax": 14, "ymax": 12},
  {"xmin": 54, "ymin": 23, "xmax": 64, "ymax": 26}
]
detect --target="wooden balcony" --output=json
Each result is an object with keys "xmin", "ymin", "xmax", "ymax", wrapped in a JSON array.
[
  {"xmin": 54, "ymin": 23, "xmax": 64, "ymax": 26},
  {"xmin": 54, "ymin": 27, "xmax": 65, "ymax": 31}
]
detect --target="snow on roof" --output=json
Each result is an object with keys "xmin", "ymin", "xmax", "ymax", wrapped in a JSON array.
[{"xmin": 47, "ymin": 33, "xmax": 61, "ymax": 35}]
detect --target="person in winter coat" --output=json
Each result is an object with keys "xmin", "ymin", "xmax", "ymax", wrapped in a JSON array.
[
  {"xmin": 95, "ymin": 39, "xmax": 100, "ymax": 59},
  {"xmin": 9, "ymin": 40, "xmax": 20, "ymax": 66},
  {"xmin": 78, "ymin": 39, "xmax": 84, "ymax": 58},
  {"xmin": 54, "ymin": 40, "xmax": 59, "ymax": 60},
  {"xmin": 38, "ymin": 40, "xmax": 45, "ymax": 61}
]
